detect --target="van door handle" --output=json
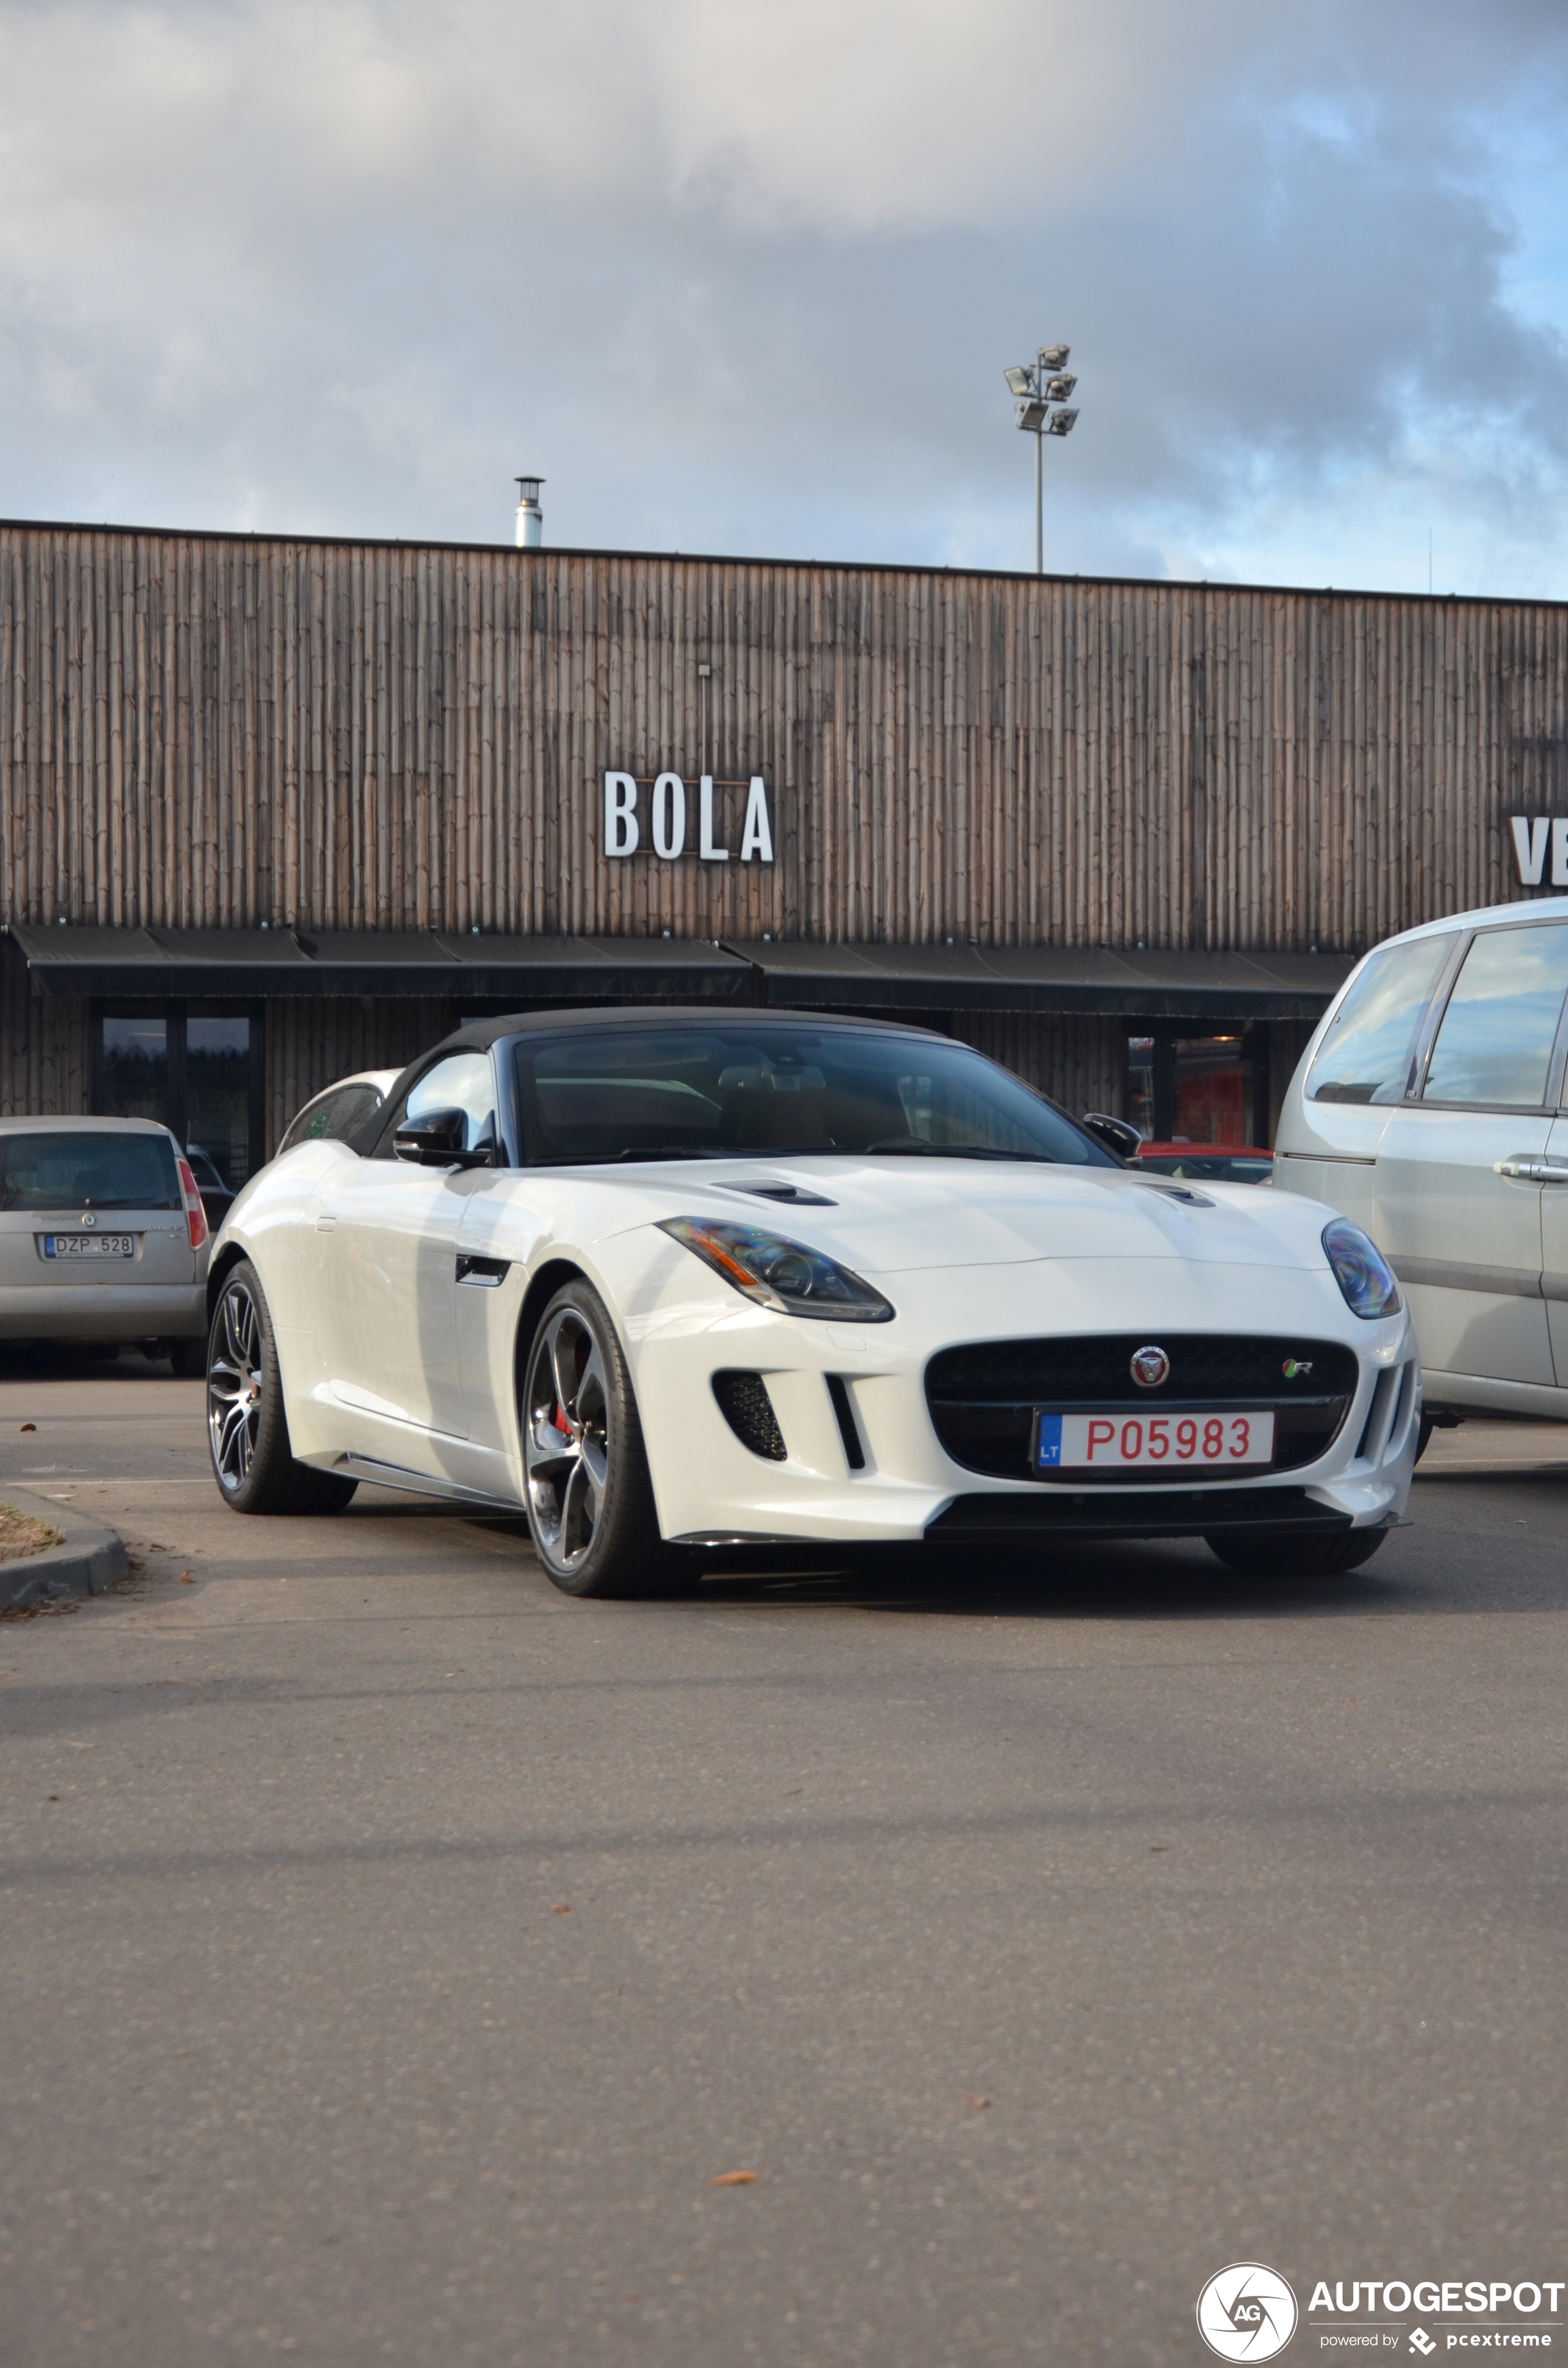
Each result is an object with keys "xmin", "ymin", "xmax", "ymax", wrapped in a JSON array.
[{"xmin": 1493, "ymin": 1158, "xmax": 1568, "ymax": 1182}]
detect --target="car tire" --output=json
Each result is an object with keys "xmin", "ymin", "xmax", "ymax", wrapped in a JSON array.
[
  {"xmin": 520, "ymin": 1277, "xmax": 672, "ymax": 1597},
  {"xmin": 167, "ymin": 1337, "xmax": 207, "ymax": 1379},
  {"xmin": 207, "ymin": 1259, "xmax": 358, "ymax": 1516},
  {"xmin": 1205, "ymin": 1526, "xmax": 1388, "ymax": 1577}
]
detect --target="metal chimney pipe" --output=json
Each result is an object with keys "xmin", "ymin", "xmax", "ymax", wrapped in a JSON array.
[{"xmin": 514, "ymin": 476, "xmax": 544, "ymax": 549}]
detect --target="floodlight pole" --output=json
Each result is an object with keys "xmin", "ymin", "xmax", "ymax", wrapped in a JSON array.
[{"xmin": 1034, "ymin": 422, "xmax": 1043, "ymax": 577}]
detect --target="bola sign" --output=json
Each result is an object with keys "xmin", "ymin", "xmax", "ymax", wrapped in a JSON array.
[{"xmin": 603, "ymin": 772, "xmax": 774, "ymax": 864}]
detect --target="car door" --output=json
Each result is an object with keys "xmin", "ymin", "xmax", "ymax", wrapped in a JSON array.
[
  {"xmin": 1537, "ymin": 1107, "xmax": 1568, "ymax": 1388},
  {"xmin": 1374, "ymin": 919, "xmax": 1568, "ymax": 1388},
  {"xmin": 315, "ymin": 1051, "xmax": 499, "ymax": 1455}
]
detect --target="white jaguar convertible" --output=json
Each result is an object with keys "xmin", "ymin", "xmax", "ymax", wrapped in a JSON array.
[{"xmin": 201, "ymin": 1010, "xmax": 1419, "ymax": 1594}]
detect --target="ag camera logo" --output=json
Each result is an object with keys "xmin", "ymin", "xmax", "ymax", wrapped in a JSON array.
[{"xmin": 1197, "ymin": 2264, "xmax": 1299, "ymax": 2361}]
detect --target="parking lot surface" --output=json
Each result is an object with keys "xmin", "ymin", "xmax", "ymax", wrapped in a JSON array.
[{"xmin": 1, "ymin": 1353, "xmax": 1565, "ymax": 2367}]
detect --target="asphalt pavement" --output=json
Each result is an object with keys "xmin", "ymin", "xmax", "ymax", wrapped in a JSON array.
[{"xmin": 1, "ymin": 1352, "xmax": 1565, "ymax": 2367}]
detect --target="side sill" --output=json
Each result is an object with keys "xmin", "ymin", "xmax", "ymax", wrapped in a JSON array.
[{"xmin": 333, "ymin": 1451, "xmax": 523, "ymax": 1513}]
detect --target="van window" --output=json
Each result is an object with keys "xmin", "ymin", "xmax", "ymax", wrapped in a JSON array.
[
  {"xmin": 1306, "ymin": 935, "xmax": 1452, "ymax": 1105},
  {"xmin": 1422, "ymin": 923, "xmax": 1568, "ymax": 1107}
]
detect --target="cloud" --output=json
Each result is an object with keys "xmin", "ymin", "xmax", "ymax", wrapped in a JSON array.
[{"xmin": 1, "ymin": 0, "xmax": 1566, "ymax": 593}]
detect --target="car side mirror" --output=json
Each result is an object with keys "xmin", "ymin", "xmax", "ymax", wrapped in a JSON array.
[
  {"xmin": 1082, "ymin": 1111, "xmax": 1143, "ymax": 1164},
  {"xmin": 393, "ymin": 1108, "xmax": 490, "ymax": 1168}
]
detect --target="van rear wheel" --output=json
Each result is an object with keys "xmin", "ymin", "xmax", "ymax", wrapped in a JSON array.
[
  {"xmin": 1206, "ymin": 1527, "xmax": 1388, "ymax": 1577},
  {"xmin": 206, "ymin": 1261, "xmax": 357, "ymax": 1515}
]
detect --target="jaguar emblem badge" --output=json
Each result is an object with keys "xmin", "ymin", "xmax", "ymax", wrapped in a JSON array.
[{"xmin": 1130, "ymin": 1345, "xmax": 1170, "ymax": 1389}]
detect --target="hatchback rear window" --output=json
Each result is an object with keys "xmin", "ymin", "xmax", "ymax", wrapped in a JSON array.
[{"xmin": 0, "ymin": 1132, "xmax": 181, "ymax": 1211}]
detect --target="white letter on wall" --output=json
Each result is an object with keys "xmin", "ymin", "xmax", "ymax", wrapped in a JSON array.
[
  {"xmin": 604, "ymin": 772, "xmax": 639, "ymax": 856},
  {"xmin": 652, "ymin": 772, "xmax": 686, "ymax": 860},
  {"xmin": 699, "ymin": 775, "xmax": 729, "ymax": 861},
  {"xmin": 740, "ymin": 776, "xmax": 774, "ymax": 864},
  {"xmin": 1553, "ymin": 818, "xmax": 1568, "ymax": 888},
  {"xmin": 1512, "ymin": 816, "xmax": 1549, "ymax": 884}
]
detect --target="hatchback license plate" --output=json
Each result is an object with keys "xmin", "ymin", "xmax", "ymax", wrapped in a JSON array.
[
  {"xmin": 1036, "ymin": 1410, "xmax": 1275, "ymax": 1471},
  {"xmin": 42, "ymin": 1233, "xmax": 135, "ymax": 1260}
]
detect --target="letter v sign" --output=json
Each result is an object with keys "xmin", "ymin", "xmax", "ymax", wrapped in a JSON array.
[{"xmin": 1512, "ymin": 815, "xmax": 1549, "ymax": 885}]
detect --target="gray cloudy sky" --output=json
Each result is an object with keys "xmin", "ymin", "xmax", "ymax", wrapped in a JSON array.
[{"xmin": 3, "ymin": 0, "xmax": 1567, "ymax": 593}]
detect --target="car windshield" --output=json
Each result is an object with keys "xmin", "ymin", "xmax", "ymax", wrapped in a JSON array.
[
  {"xmin": 0, "ymin": 1131, "xmax": 181, "ymax": 1211},
  {"xmin": 511, "ymin": 1024, "xmax": 1114, "ymax": 1167}
]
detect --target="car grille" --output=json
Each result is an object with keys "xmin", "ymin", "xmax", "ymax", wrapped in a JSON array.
[{"xmin": 925, "ymin": 1333, "xmax": 1361, "ymax": 1483}]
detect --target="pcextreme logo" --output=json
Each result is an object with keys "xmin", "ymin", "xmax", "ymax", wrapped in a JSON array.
[{"xmin": 1198, "ymin": 2264, "xmax": 1300, "ymax": 2361}]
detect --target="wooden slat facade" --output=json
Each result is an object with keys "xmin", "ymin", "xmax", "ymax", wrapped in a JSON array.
[{"xmin": 1, "ymin": 520, "xmax": 1562, "ymax": 1132}]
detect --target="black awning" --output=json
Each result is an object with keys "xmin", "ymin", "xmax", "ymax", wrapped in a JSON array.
[
  {"xmin": 428, "ymin": 933, "xmax": 756, "ymax": 1003},
  {"xmin": 722, "ymin": 939, "xmax": 1354, "ymax": 1021},
  {"xmin": 6, "ymin": 924, "xmax": 757, "ymax": 1003},
  {"xmin": 6, "ymin": 924, "xmax": 1352, "ymax": 1019}
]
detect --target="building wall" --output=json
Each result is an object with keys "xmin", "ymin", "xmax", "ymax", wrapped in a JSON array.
[
  {"xmin": 264, "ymin": 998, "xmax": 452, "ymax": 1144},
  {"xmin": 0, "ymin": 958, "xmax": 88, "ymax": 1115},
  {"xmin": 952, "ymin": 1011, "xmax": 1130, "ymax": 1118},
  {"xmin": 2, "ymin": 524, "xmax": 1561, "ymax": 958}
]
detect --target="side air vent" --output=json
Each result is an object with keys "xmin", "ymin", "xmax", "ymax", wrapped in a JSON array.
[
  {"xmin": 712, "ymin": 1370, "xmax": 786, "ymax": 1462},
  {"xmin": 824, "ymin": 1373, "xmax": 866, "ymax": 1470}
]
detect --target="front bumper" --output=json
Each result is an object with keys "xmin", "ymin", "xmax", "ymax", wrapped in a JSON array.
[{"xmin": 617, "ymin": 1254, "xmax": 1419, "ymax": 1547}]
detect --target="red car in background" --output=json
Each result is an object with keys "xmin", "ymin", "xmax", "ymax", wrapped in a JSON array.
[{"xmin": 1136, "ymin": 1142, "xmax": 1274, "ymax": 1186}]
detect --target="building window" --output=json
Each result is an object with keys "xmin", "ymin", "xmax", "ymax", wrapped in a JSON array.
[
  {"xmin": 93, "ymin": 1005, "xmax": 265, "ymax": 1189},
  {"xmin": 1128, "ymin": 1028, "xmax": 1268, "ymax": 1147}
]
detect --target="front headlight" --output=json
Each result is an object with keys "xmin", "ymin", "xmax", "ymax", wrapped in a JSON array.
[
  {"xmin": 1322, "ymin": 1218, "xmax": 1402, "ymax": 1319},
  {"xmin": 658, "ymin": 1217, "xmax": 894, "ymax": 1322}
]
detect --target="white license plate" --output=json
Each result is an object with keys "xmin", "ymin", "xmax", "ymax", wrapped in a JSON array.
[
  {"xmin": 1036, "ymin": 1409, "xmax": 1275, "ymax": 1472},
  {"xmin": 42, "ymin": 1233, "xmax": 135, "ymax": 1260}
]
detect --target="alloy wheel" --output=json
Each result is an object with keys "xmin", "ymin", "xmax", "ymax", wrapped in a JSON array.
[
  {"xmin": 208, "ymin": 1276, "xmax": 264, "ymax": 1494},
  {"xmin": 523, "ymin": 1305, "xmax": 611, "ymax": 1573}
]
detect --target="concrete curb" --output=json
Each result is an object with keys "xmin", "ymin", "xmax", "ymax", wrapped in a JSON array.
[{"xmin": 0, "ymin": 1486, "xmax": 129, "ymax": 1611}]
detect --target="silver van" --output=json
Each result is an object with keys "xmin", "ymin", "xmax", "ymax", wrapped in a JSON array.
[
  {"xmin": 0, "ymin": 1118, "xmax": 210, "ymax": 1368},
  {"xmin": 1275, "ymin": 895, "xmax": 1568, "ymax": 1426}
]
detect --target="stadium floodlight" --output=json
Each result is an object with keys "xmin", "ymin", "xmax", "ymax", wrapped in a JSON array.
[{"xmin": 1002, "ymin": 342, "xmax": 1082, "ymax": 573}]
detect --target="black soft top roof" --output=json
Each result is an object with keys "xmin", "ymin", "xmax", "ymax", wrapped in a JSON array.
[
  {"xmin": 360, "ymin": 1005, "xmax": 950, "ymax": 1153},
  {"xmin": 433, "ymin": 1005, "xmax": 947, "ymax": 1056}
]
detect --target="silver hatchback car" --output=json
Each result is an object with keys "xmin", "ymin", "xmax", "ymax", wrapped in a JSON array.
[{"xmin": 0, "ymin": 1118, "xmax": 210, "ymax": 1369}]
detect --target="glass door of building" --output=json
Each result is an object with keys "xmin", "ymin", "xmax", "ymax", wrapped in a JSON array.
[{"xmin": 94, "ymin": 1005, "xmax": 265, "ymax": 1192}]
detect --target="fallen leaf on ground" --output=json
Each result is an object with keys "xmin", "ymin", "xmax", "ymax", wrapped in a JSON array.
[
  {"xmin": 550, "ymin": 1902, "xmax": 571, "ymax": 1914},
  {"xmin": 19, "ymin": 1424, "xmax": 34, "ymax": 1433},
  {"xmin": 967, "ymin": 2094, "xmax": 991, "ymax": 2111},
  {"xmin": 709, "ymin": 2170, "xmax": 757, "ymax": 2186},
  {"xmin": 177, "ymin": 1571, "xmax": 194, "ymax": 1584}
]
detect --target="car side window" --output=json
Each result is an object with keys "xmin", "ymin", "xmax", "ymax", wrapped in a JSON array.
[
  {"xmin": 280, "ymin": 1082, "xmax": 383, "ymax": 1154},
  {"xmin": 380, "ymin": 1052, "xmax": 496, "ymax": 1159},
  {"xmin": 1306, "ymin": 935, "xmax": 1453, "ymax": 1105},
  {"xmin": 1422, "ymin": 923, "xmax": 1568, "ymax": 1108}
]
